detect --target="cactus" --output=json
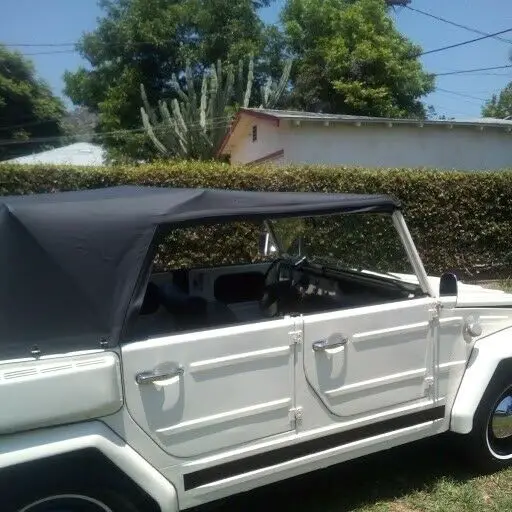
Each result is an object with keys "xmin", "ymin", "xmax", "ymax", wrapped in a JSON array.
[{"xmin": 141, "ymin": 55, "xmax": 292, "ymax": 160}]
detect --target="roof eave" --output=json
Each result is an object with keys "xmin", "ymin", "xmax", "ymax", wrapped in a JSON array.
[{"xmin": 217, "ymin": 109, "xmax": 282, "ymax": 156}]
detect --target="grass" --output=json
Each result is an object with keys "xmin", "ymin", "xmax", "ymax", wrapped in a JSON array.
[{"xmin": 196, "ymin": 436, "xmax": 512, "ymax": 512}]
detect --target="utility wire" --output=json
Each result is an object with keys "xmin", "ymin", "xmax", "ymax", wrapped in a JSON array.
[
  {"xmin": 420, "ymin": 27, "xmax": 512, "ymax": 56},
  {"xmin": 0, "ymin": 114, "xmax": 233, "ymax": 133},
  {"xmin": 22, "ymin": 49, "xmax": 77, "ymax": 56},
  {"xmin": 406, "ymin": 5, "xmax": 512, "ymax": 45},
  {"xmin": 434, "ymin": 64, "xmax": 512, "ymax": 76},
  {"xmin": 15, "ymin": 28, "xmax": 512, "ymax": 58},
  {"xmin": 2, "ymin": 42, "xmax": 76, "ymax": 48},
  {"xmin": 436, "ymin": 88, "xmax": 488, "ymax": 102},
  {"xmin": 4, "ymin": 39, "xmax": 179, "ymax": 56},
  {"xmin": 0, "ymin": 119, "xmax": 234, "ymax": 147},
  {"xmin": 2, "ymin": 40, "xmax": 172, "ymax": 49},
  {"xmin": 17, "ymin": 28, "xmax": 512, "ymax": 59}
]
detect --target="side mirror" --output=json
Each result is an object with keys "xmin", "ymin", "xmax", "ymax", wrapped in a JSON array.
[{"xmin": 439, "ymin": 272, "xmax": 458, "ymax": 297}]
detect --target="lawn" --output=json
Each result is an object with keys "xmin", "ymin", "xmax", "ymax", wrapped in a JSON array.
[{"xmin": 198, "ymin": 436, "xmax": 512, "ymax": 512}]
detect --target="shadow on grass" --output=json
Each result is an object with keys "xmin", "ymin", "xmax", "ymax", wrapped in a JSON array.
[{"xmin": 192, "ymin": 434, "xmax": 481, "ymax": 512}]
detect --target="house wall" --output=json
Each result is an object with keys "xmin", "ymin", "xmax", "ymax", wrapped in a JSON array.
[
  {"xmin": 279, "ymin": 122, "xmax": 512, "ymax": 170},
  {"xmin": 229, "ymin": 119, "xmax": 283, "ymax": 165}
]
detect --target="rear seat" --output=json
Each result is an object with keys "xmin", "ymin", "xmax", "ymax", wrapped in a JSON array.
[{"xmin": 138, "ymin": 281, "xmax": 238, "ymax": 334}]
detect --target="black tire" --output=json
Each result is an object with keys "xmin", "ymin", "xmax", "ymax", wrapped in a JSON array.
[
  {"xmin": 7, "ymin": 484, "xmax": 142, "ymax": 512},
  {"xmin": 463, "ymin": 365, "xmax": 512, "ymax": 473}
]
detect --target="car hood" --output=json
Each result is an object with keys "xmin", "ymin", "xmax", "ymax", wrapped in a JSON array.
[{"xmin": 389, "ymin": 273, "xmax": 512, "ymax": 308}]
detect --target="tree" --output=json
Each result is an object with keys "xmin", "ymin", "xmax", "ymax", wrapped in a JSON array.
[
  {"xmin": 140, "ymin": 55, "xmax": 292, "ymax": 159},
  {"xmin": 0, "ymin": 45, "xmax": 64, "ymax": 161},
  {"xmin": 482, "ymin": 82, "xmax": 512, "ymax": 119},
  {"xmin": 64, "ymin": 0, "xmax": 278, "ymax": 161},
  {"xmin": 282, "ymin": 0, "xmax": 435, "ymax": 117}
]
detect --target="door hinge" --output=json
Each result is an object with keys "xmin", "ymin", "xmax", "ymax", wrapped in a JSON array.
[
  {"xmin": 424, "ymin": 376, "xmax": 435, "ymax": 397},
  {"xmin": 429, "ymin": 302, "xmax": 441, "ymax": 322},
  {"xmin": 289, "ymin": 330, "xmax": 303, "ymax": 345},
  {"xmin": 289, "ymin": 406, "xmax": 303, "ymax": 427}
]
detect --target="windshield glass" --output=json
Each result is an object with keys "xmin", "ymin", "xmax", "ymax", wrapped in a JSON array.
[{"xmin": 269, "ymin": 213, "xmax": 416, "ymax": 282}]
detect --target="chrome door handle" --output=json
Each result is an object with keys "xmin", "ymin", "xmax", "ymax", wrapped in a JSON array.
[
  {"xmin": 136, "ymin": 366, "xmax": 184, "ymax": 385},
  {"xmin": 312, "ymin": 335, "xmax": 348, "ymax": 352}
]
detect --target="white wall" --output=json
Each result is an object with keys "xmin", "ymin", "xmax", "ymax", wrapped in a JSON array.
[
  {"xmin": 229, "ymin": 119, "xmax": 283, "ymax": 165},
  {"xmin": 279, "ymin": 122, "xmax": 512, "ymax": 171}
]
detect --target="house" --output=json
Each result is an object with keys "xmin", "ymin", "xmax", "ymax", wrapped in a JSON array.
[
  {"xmin": 218, "ymin": 109, "xmax": 512, "ymax": 171},
  {"xmin": 5, "ymin": 142, "xmax": 106, "ymax": 166}
]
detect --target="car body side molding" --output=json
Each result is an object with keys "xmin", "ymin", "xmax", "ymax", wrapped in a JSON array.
[{"xmin": 184, "ymin": 405, "xmax": 445, "ymax": 490}]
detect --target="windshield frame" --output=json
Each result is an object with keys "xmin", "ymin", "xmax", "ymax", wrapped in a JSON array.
[{"xmin": 264, "ymin": 211, "xmax": 433, "ymax": 296}]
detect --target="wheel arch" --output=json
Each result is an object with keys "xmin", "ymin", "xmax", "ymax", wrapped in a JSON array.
[
  {"xmin": 450, "ymin": 325, "xmax": 512, "ymax": 434},
  {"xmin": 0, "ymin": 421, "xmax": 178, "ymax": 512}
]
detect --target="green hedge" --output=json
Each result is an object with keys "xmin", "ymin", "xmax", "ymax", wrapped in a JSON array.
[{"xmin": 1, "ymin": 161, "xmax": 512, "ymax": 278}]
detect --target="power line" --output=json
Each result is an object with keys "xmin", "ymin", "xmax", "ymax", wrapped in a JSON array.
[
  {"xmin": 0, "ymin": 118, "xmax": 234, "ymax": 147},
  {"xmin": 13, "ymin": 27, "xmax": 512, "ymax": 59},
  {"xmin": 4, "ymin": 39, "xmax": 178, "ymax": 57},
  {"xmin": 436, "ymin": 88, "xmax": 488, "ymax": 102},
  {"xmin": 0, "ymin": 114, "xmax": 232, "ymax": 133},
  {"xmin": 450, "ymin": 72, "xmax": 512, "ymax": 77},
  {"xmin": 406, "ymin": 5, "xmax": 512, "ymax": 45},
  {"xmin": 434, "ymin": 64, "xmax": 512, "ymax": 76},
  {"xmin": 2, "ymin": 42, "xmax": 76, "ymax": 48},
  {"xmin": 0, "ymin": 128, "xmax": 145, "ymax": 146},
  {"xmin": 420, "ymin": 27, "xmax": 512, "ymax": 56},
  {"xmin": 22, "ymin": 49, "xmax": 76, "ymax": 56}
]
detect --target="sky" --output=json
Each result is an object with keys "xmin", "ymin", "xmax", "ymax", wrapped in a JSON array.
[{"xmin": 1, "ymin": 0, "xmax": 512, "ymax": 119}]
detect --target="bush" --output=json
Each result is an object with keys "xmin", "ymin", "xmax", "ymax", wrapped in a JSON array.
[{"xmin": 1, "ymin": 161, "xmax": 512, "ymax": 277}]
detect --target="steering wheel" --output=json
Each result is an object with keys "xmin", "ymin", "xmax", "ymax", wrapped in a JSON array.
[
  {"xmin": 259, "ymin": 259, "xmax": 286, "ymax": 317},
  {"xmin": 259, "ymin": 257, "xmax": 306, "ymax": 317}
]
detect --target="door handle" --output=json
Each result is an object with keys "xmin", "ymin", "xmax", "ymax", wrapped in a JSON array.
[
  {"xmin": 136, "ymin": 366, "xmax": 184, "ymax": 385},
  {"xmin": 312, "ymin": 335, "xmax": 348, "ymax": 352}
]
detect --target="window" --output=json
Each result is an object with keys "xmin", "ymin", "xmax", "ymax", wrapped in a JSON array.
[
  {"xmin": 269, "ymin": 213, "xmax": 416, "ymax": 278},
  {"xmin": 129, "ymin": 214, "xmax": 424, "ymax": 341},
  {"xmin": 252, "ymin": 125, "xmax": 257, "ymax": 142}
]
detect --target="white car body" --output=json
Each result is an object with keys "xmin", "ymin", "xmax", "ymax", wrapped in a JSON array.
[{"xmin": 0, "ymin": 188, "xmax": 511, "ymax": 511}]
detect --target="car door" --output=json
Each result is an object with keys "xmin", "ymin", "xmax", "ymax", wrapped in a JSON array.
[
  {"xmin": 121, "ymin": 315, "xmax": 297, "ymax": 459},
  {"xmin": 302, "ymin": 297, "xmax": 437, "ymax": 419}
]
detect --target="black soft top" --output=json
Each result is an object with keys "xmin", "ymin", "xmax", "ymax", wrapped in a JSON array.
[{"xmin": 0, "ymin": 186, "xmax": 399, "ymax": 357}]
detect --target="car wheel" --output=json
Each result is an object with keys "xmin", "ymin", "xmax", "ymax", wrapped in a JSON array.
[
  {"xmin": 466, "ymin": 377, "xmax": 512, "ymax": 472},
  {"xmin": 13, "ymin": 488, "xmax": 141, "ymax": 512}
]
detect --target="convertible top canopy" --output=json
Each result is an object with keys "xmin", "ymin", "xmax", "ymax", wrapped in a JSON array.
[{"xmin": 0, "ymin": 186, "xmax": 399, "ymax": 357}]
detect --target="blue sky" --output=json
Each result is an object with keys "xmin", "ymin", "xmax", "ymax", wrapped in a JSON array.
[{"xmin": 1, "ymin": 0, "xmax": 512, "ymax": 118}]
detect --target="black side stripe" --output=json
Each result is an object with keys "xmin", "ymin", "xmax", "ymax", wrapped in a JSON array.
[{"xmin": 184, "ymin": 405, "xmax": 445, "ymax": 490}]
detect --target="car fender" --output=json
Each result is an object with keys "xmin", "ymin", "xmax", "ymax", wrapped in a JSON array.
[
  {"xmin": 450, "ymin": 326, "xmax": 512, "ymax": 434},
  {"xmin": 0, "ymin": 420, "xmax": 178, "ymax": 512}
]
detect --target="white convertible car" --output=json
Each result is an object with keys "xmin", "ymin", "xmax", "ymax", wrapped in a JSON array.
[{"xmin": 0, "ymin": 186, "xmax": 510, "ymax": 512}]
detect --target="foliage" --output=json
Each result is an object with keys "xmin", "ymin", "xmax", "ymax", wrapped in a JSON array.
[
  {"xmin": 281, "ymin": 0, "xmax": 435, "ymax": 117},
  {"xmin": 140, "ymin": 55, "xmax": 292, "ymax": 159},
  {"xmin": 1, "ymin": 161, "xmax": 512, "ymax": 278},
  {"xmin": 0, "ymin": 45, "xmax": 65, "ymax": 161},
  {"xmin": 482, "ymin": 82, "xmax": 512, "ymax": 119},
  {"xmin": 63, "ymin": 0, "xmax": 279, "ymax": 161}
]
